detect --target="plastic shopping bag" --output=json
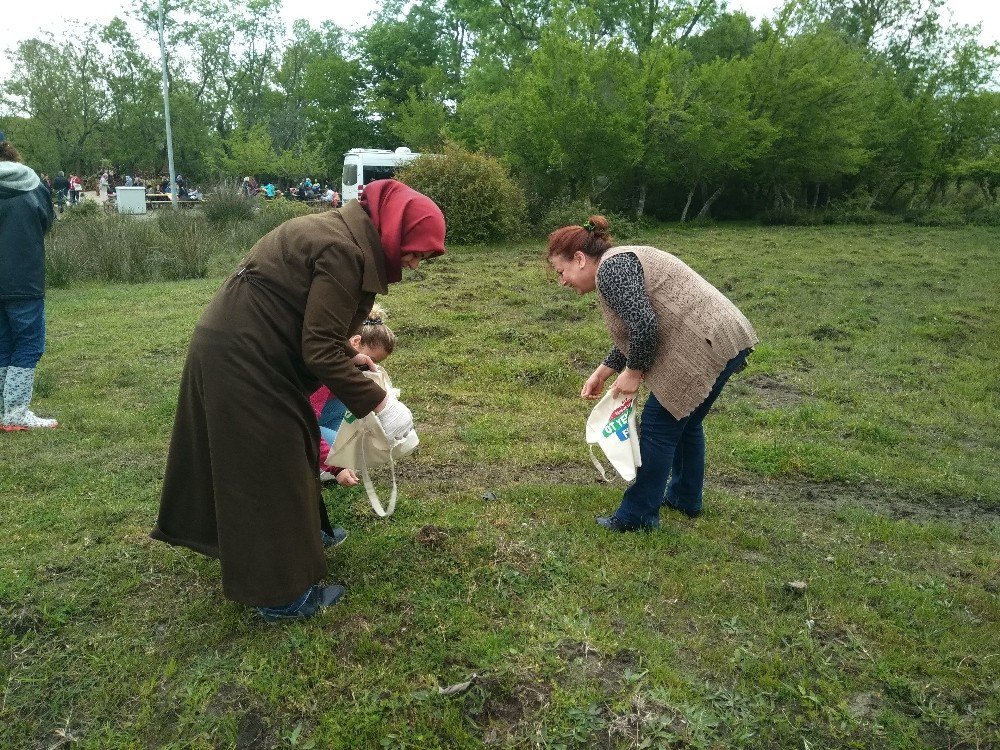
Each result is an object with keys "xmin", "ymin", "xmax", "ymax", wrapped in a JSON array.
[
  {"xmin": 325, "ymin": 366, "xmax": 419, "ymax": 517},
  {"xmin": 585, "ymin": 390, "xmax": 642, "ymax": 482}
]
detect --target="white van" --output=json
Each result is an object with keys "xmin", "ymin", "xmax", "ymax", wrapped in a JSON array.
[{"xmin": 341, "ymin": 147, "xmax": 422, "ymax": 203}]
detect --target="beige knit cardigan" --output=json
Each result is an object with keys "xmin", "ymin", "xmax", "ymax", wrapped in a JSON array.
[{"xmin": 597, "ymin": 245, "xmax": 758, "ymax": 420}]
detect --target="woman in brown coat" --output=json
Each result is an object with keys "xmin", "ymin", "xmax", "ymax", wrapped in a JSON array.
[{"xmin": 152, "ymin": 180, "xmax": 446, "ymax": 621}]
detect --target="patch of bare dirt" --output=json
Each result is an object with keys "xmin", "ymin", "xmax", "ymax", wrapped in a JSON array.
[
  {"xmin": 416, "ymin": 524, "xmax": 449, "ymax": 546},
  {"xmin": 715, "ymin": 476, "xmax": 1000, "ymax": 524},
  {"xmin": 554, "ymin": 642, "xmax": 645, "ymax": 693},
  {"xmin": 202, "ymin": 682, "xmax": 273, "ymax": 750},
  {"xmin": 393, "ymin": 459, "xmax": 597, "ymax": 487},
  {"xmin": 470, "ymin": 676, "xmax": 552, "ymax": 745},
  {"xmin": 732, "ymin": 373, "xmax": 806, "ymax": 408},
  {"xmin": 235, "ymin": 711, "xmax": 269, "ymax": 750}
]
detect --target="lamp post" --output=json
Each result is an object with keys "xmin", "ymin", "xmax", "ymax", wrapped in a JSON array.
[{"xmin": 158, "ymin": 0, "xmax": 178, "ymax": 209}]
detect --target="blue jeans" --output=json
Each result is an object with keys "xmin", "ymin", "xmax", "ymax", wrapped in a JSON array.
[
  {"xmin": 318, "ymin": 397, "xmax": 347, "ymax": 445},
  {"xmin": 613, "ymin": 349, "xmax": 751, "ymax": 529},
  {"xmin": 0, "ymin": 299, "xmax": 46, "ymax": 368}
]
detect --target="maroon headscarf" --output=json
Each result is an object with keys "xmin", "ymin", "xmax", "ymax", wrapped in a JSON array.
[{"xmin": 359, "ymin": 180, "xmax": 446, "ymax": 283}]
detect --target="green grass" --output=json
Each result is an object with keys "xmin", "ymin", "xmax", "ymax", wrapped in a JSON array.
[{"xmin": 2, "ymin": 224, "xmax": 998, "ymax": 749}]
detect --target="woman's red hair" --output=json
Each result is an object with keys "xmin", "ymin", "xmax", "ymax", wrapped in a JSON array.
[{"xmin": 547, "ymin": 214, "xmax": 613, "ymax": 261}]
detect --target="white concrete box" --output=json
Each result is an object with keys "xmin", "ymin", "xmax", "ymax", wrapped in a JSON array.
[{"xmin": 116, "ymin": 186, "xmax": 147, "ymax": 214}]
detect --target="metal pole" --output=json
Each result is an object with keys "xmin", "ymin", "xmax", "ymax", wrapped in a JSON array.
[{"xmin": 158, "ymin": 0, "xmax": 178, "ymax": 210}]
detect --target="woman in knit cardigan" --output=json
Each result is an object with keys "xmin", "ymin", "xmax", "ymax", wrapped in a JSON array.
[{"xmin": 548, "ymin": 215, "xmax": 758, "ymax": 532}]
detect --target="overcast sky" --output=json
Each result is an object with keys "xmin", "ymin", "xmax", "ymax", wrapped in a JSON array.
[{"xmin": 2, "ymin": 0, "xmax": 997, "ymax": 82}]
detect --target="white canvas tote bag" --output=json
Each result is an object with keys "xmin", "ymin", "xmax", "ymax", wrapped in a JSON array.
[
  {"xmin": 585, "ymin": 391, "xmax": 642, "ymax": 482},
  {"xmin": 325, "ymin": 366, "xmax": 419, "ymax": 517}
]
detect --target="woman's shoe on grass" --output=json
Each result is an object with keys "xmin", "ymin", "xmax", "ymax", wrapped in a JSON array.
[
  {"xmin": 320, "ymin": 527, "xmax": 348, "ymax": 548},
  {"xmin": 2, "ymin": 366, "xmax": 57, "ymax": 430},
  {"xmin": 257, "ymin": 584, "xmax": 346, "ymax": 623},
  {"xmin": 595, "ymin": 515, "xmax": 651, "ymax": 533}
]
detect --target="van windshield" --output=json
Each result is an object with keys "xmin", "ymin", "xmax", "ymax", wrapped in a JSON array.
[
  {"xmin": 342, "ymin": 164, "xmax": 358, "ymax": 186},
  {"xmin": 362, "ymin": 165, "xmax": 397, "ymax": 184}
]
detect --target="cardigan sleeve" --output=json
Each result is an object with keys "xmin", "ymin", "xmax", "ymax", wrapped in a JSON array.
[
  {"xmin": 596, "ymin": 253, "xmax": 660, "ymax": 371},
  {"xmin": 603, "ymin": 346, "xmax": 627, "ymax": 373}
]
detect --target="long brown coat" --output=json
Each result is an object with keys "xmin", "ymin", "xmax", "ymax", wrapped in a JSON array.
[{"xmin": 152, "ymin": 201, "xmax": 390, "ymax": 607}]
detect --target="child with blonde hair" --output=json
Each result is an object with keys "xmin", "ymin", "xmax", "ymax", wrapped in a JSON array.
[{"xmin": 311, "ymin": 303, "xmax": 396, "ymax": 487}]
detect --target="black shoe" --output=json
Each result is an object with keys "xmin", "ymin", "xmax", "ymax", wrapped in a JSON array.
[
  {"xmin": 257, "ymin": 583, "xmax": 346, "ymax": 623},
  {"xmin": 595, "ymin": 515, "xmax": 650, "ymax": 533},
  {"xmin": 321, "ymin": 527, "xmax": 348, "ymax": 548}
]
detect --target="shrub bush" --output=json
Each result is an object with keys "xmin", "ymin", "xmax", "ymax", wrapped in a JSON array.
[
  {"xmin": 254, "ymin": 197, "xmax": 318, "ymax": 236},
  {"xmin": 61, "ymin": 200, "xmax": 104, "ymax": 221},
  {"xmin": 203, "ymin": 181, "xmax": 258, "ymax": 224},
  {"xmin": 155, "ymin": 211, "xmax": 212, "ymax": 279},
  {"xmin": 536, "ymin": 197, "xmax": 641, "ymax": 242},
  {"xmin": 395, "ymin": 144, "xmax": 526, "ymax": 244},
  {"xmin": 46, "ymin": 213, "xmax": 213, "ymax": 285},
  {"xmin": 45, "ymin": 232, "xmax": 75, "ymax": 288},
  {"xmin": 966, "ymin": 202, "xmax": 1000, "ymax": 226},
  {"xmin": 77, "ymin": 215, "xmax": 163, "ymax": 283},
  {"xmin": 906, "ymin": 204, "xmax": 967, "ymax": 227},
  {"xmin": 536, "ymin": 197, "xmax": 596, "ymax": 237},
  {"xmin": 822, "ymin": 193, "xmax": 904, "ymax": 225},
  {"xmin": 823, "ymin": 207, "xmax": 903, "ymax": 225}
]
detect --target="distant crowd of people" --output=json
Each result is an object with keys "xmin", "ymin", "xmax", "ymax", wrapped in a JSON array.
[
  {"xmin": 244, "ymin": 176, "xmax": 340, "ymax": 206},
  {"xmin": 36, "ymin": 169, "xmax": 201, "ymax": 211},
  {"xmin": 34, "ymin": 167, "xmax": 341, "ymax": 213}
]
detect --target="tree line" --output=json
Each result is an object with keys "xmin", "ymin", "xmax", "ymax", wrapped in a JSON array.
[{"xmin": 1, "ymin": 0, "xmax": 997, "ymax": 221}]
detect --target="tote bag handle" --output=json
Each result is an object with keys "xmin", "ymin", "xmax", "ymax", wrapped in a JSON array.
[
  {"xmin": 589, "ymin": 444, "xmax": 612, "ymax": 483},
  {"xmin": 358, "ymin": 416, "xmax": 398, "ymax": 518}
]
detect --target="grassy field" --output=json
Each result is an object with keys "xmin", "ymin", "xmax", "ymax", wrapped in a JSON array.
[{"xmin": 2, "ymin": 223, "xmax": 998, "ymax": 749}]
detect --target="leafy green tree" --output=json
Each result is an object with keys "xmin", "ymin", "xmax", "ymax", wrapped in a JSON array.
[
  {"xmin": 744, "ymin": 28, "xmax": 876, "ymax": 209},
  {"xmin": 219, "ymin": 123, "xmax": 276, "ymax": 178},
  {"xmin": 357, "ymin": 2, "xmax": 460, "ymax": 147},
  {"xmin": 1, "ymin": 26, "xmax": 111, "ymax": 174},
  {"xmin": 272, "ymin": 144, "xmax": 325, "ymax": 187},
  {"xmin": 391, "ymin": 68, "xmax": 453, "ymax": 151},
  {"xmin": 299, "ymin": 49, "xmax": 373, "ymax": 176},
  {"xmin": 682, "ymin": 10, "xmax": 759, "ymax": 63},
  {"xmin": 925, "ymin": 34, "xmax": 1000, "ymax": 200},
  {"xmin": 135, "ymin": 0, "xmax": 284, "ymax": 137},
  {"xmin": 668, "ymin": 57, "xmax": 777, "ymax": 219},
  {"xmin": 463, "ymin": 22, "xmax": 645, "ymax": 207},
  {"xmin": 97, "ymin": 18, "xmax": 165, "ymax": 176},
  {"xmin": 850, "ymin": 67, "xmax": 941, "ymax": 208},
  {"xmin": 164, "ymin": 87, "xmax": 221, "ymax": 180},
  {"xmin": 789, "ymin": 0, "xmax": 946, "ymax": 52},
  {"xmin": 271, "ymin": 21, "xmax": 344, "ymax": 153},
  {"xmin": 630, "ymin": 43, "xmax": 690, "ymax": 216},
  {"xmin": 594, "ymin": 0, "xmax": 719, "ymax": 52},
  {"xmin": 445, "ymin": 0, "xmax": 554, "ymax": 59}
]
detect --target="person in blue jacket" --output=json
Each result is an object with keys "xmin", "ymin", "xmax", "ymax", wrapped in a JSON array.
[{"xmin": 0, "ymin": 133, "xmax": 58, "ymax": 430}]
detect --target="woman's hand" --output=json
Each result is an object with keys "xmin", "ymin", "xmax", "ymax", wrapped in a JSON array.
[
  {"xmin": 351, "ymin": 351, "xmax": 377, "ymax": 371},
  {"xmin": 335, "ymin": 468, "xmax": 359, "ymax": 487},
  {"xmin": 610, "ymin": 368, "xmax": 643, "ymax": 399},
  {"xmin": 581, "ymin": 364, "xmax": 615, "ymax": 400},
  {"xmin": 581, "ymin": 372, "xmax": 606, "ymax": 400}
]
